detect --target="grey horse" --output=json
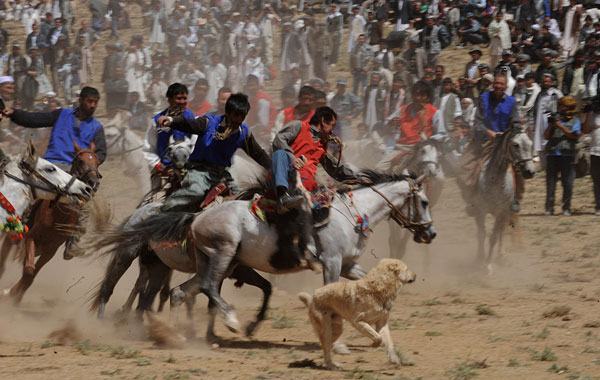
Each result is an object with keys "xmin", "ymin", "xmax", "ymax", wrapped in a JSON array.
[
  {"xmin": 465, "ymin": 130, "xmax": 536, "ymax": 273},
  {"xmin": 92, "ymin": 171, "xmax": 436, "ymax": 364}
]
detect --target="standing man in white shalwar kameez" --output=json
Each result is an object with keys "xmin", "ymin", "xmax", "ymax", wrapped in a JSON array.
[
  {"xmin": 559, "ymin": 0, "xmax": 581, "ymax": 60},
  {"xmin": 347, "ymin": 5, "xmax": 366, "ymax": 53},
  {"xmin": 488, "ymin": 11, "xmax": 511, "ymax": 69},
  {"xmin": 532, "ymin": 73, "xmax": 563, "ymax": 169}
]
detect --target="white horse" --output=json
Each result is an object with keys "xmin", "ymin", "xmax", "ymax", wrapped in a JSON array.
[
  {"xmin": 0, "ymin": 144, "xmax": 92, "ymax": 279},
  {"xmin": 92, "ymin": 171, "xmax": 435, "ymax": 364},
  {"xmin": 386, "ymin": 140, "xmax": 445, "ymax": 260},
  {"xmin": 466, "ymin": 130, "xmax": 536, "ymax": 273}
]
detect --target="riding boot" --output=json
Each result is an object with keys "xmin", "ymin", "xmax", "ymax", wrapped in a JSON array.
[
  {"xmin": 276, "ymin": 186, "xmax": 303, "ymax": 214},
  {"xmin": 64, "ymin": 205, "xmax": 89, "ymax": 260}
]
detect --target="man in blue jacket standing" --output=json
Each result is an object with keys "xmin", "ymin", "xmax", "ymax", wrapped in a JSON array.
[{"xmin": 4, "ymin": 86, "xmax": 106, "ymax": 259}]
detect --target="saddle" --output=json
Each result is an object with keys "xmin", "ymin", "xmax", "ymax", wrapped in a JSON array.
[{"xmin": 249, "ymin": 186, "xmax": 334, "ymax": 227}]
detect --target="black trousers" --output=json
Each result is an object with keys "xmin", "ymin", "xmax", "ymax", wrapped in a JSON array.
[
  {"xmin": 545, "ymin": 154, "xmax": 575, "ymax": 212},
  {"xmin": 591, "ymin": 155, "xmax": 600, "ymax": 211}
]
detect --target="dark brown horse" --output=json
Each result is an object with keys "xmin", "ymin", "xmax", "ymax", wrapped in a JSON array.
[{"xmin": 3, "ymin": 142, "xmax": 101, "ymax": 304}]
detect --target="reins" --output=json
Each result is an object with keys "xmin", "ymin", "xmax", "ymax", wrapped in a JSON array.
[{"xmin": 369, "ymin": 177, "xmax": 431, "ymax": 234}]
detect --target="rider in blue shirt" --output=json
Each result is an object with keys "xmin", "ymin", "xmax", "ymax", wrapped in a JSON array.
[
  {"xmin": 5, "ymin": 86, "xmax": 106, "ymax": 259},
  {"xmin": 143, "ymin": 82, "xmax": 194, "ymax": 191}
]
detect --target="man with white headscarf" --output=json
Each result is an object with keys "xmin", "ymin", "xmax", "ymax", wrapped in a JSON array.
[
  {"xmin": 347, "ymin": 5, "xmax": 366, "ymax": 53},
  {"xmin": 488, "ymin": 11, "xmax": 511, "ymax": 69}
]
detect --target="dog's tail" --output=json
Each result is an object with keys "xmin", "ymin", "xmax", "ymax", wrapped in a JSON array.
[{"xmin": 298, "ymin": 292, "xmax": 312, "ymax": 308}]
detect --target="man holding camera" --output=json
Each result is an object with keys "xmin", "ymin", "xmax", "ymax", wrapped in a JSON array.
[{"xmin": 532, "ymin": 73, "xmax": 563, "ymax": 169}]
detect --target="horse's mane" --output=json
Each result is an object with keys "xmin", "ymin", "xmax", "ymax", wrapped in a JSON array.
[
  {"xmin": 336, "ymin": 170, "xmax": 413, "ymax": 193},
  {"xmin": 486, "ymin": 129, "xmax": 515, "ymax": 176}
]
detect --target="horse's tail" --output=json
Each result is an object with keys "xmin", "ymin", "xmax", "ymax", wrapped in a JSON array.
[
  {"xmin": 88, "ymin": 212, "xmax": 196, "ymax": 313},
  {"xmin": 298, "ymin": 292, "xmax": 312, "ymax": 308},
  {"xmin": 91, "ymin": 212, "xmax": 196, "ymax": 256}
]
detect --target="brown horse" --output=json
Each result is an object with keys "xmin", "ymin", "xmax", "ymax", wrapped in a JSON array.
[{"xmin": 2, "ymin": 142, "xmax": 101, "ymax": 304}]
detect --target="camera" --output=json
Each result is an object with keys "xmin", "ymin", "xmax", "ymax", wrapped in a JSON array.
[{"xmin": 545, "ymin": 111, "xmax": 558, "ymax": 123}]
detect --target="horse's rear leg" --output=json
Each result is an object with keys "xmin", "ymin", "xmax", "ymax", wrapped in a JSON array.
[
  {"xmin": 10, "ymin": 245, "xmax": 57, "ymax": 304},
  {"xmin": 205, "ymin": 280, "xmax": 225, "ymax": 343},
  {"xmin": 121, "ymin": 258, "xmax": 149, "ymax": 313},
  {"xmin": 136, "ymin": 258, "xmax": 171, "ymax": 314},
  {"xmin": 96, "ymin": 246, "xmax": 141, "ymax": 319},
  {"xmin": 24, "ymin": 238, "xmax": 36, "ymax": 276},
  {"xmin": 157, "ymin": 270, "xmax": 173, "ymax": 312},
  {"xmin": 230, "ymin": 266, "xmax": 272, "ymax": 338},
  {"xmin": 475, "ymin": 212, "xmax": 486, "ymax": 265}
]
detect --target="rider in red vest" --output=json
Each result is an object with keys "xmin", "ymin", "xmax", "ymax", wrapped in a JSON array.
[
  {"xmin": 271, "ymin": 106, "xmax": 365, "ymax": 271},
  {"xmin": 190, "ymin": 78, "xmax": 213, "ymax": 116},
  {"xmin": 395, "ymin": 81, "xmax": 447, "ymax": 146},
  {"xmin": 271, "ymin": 106, "xmax": 363, "ymax": 211},
  {"xmin": 244, "ymin": 74, "xmax": 278, "ymax": 146},
  {"xmin": 270, "ymin": 85, "xmax": 316, "ymax": 142}
]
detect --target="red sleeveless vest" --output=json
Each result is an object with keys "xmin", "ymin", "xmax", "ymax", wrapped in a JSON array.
[
  {"xmin": 246, "ymin": 90, "xmax": 278, "ymax": 129},
  {"xmin": 397, "ymin": 103, "xmax": 437, "ymax": 145},
  {"xmin": 289, "ymin": 121, "xmax": 327, "ymax": 191},
  {"xmin": 283, "ymin": 106, "xmax": 315, "ymax": 125},
  {"xmin": 191, "ymin": 101, "xmax": 213, "ymax": 117}
]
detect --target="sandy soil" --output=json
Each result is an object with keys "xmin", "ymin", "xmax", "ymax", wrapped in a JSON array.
[{"xmin": 1, "ymin": 3, "xmax": 600, "ymax": 380}]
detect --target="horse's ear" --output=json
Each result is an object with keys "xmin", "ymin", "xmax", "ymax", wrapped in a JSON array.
[
  {"xmin": 89, "ymin": 141, "xmax": 96, "ymax": 152},
  {"xmin": 27, "ymin": 140, "xmax": 36, "ymax": 158},
  {"xmin": 74, "ymin": 140, "xmax": 81, "ymax": 152}
]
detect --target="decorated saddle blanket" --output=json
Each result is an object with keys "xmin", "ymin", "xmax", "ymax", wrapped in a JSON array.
[{"xmin": 249, "ymin": 186, "xmax": 335, "ymax": 227}]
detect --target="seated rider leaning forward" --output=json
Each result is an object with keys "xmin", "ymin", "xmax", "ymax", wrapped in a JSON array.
[
  {"xmin": 271, "ymin": 106, "xmax": 367, "ymax": 270},
  {"xmin": 3, "ymin": 86, "xmax": 107, "ymax": 259},
  {"xmin": 143, "ymin": 82, "xmax": 194, "ymax": 192},
  {"xmin": 156, "ymin": 92, "xmax": 271, "ymax": 212},
  {"xmin": 456, "ymin": 74, "xmax": 524, "ymax": 213}
]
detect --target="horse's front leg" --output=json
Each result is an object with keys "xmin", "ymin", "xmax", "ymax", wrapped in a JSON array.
[
  {"xmin": 10, "ymin": 243, "xmax": 58, "ymax": 304},
  {"xmin": 229, "ymin": 266, "xmax": 272, "ymax": 338},
  {"xmin": 475, "ymin": 211, "xmax": 486, "ymax": 265},
  {"xmin": 24, "ymin": 238, "xmax": 36, "ymax": 276},
  {"xmin": 0, "ymin": 236, "xmax": 13, "ymax": 280}
]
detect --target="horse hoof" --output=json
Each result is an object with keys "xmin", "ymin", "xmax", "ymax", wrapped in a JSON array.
[
  {"xmin": 245, "ymin": 322, "xmax": 258, "ymax": 337},
  {"xmin": 333, "ymin": 341, "xmax": 350, "ymax": 355},
  {"xmin": 224, "ymin": 311, "xmax": 241, "ymax": 334},
  {"xmin": 326, "ymin": 362, "xmax": 343, "ymax": 371}
]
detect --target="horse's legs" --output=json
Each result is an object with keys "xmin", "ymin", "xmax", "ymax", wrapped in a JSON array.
[
  {"xmin": 340, "ymin": 262, "xmax": 367, "ymax": 281},
  {"xmin": 121, "ymin": 258, "xmax": 149, "ymax": 313},
  {"xmin": 136, "ymin": 257, "xmax": 171, "ymax": 315},
  {"xmin": 158, "ymin": 270, "xmax": 173, "ymax": 312},
  {"xmin": 0, "ymin": 236, "xmax": 13, "ymax": 280},
  {"xmin": 171, "ymin": 248, "xmax": 239, "ymax": 333},
  {"xmin": 229, "ymin": 266, "xmax": 273, "ymax": 337},
  {"xmin": 205, "ymin": 280, "xmax": 224, "ymax": 342},
  {"xmin": 24, "ymin": 238, "xmax": 36, "ymax": 276},
  {"xmin": 487, "ymin": 214, "xmax": 507, "ymax": 274},
  {"xmin": 9, "ymin": 244, "xmax": 57, "ymax": 304},
  {"xmin": 97, "ymin": 245, "xmax": 141, "ymax": 319}
]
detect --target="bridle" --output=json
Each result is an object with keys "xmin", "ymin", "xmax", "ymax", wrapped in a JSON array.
[
  {"xmin": 71, "ymin": 149, "xmax": 102, "ymax": 183},
  {"xmin": 369, "ymin": 177, "xmax": 431, "ymax": 235},
  {"xmin": 4, "ymin": 157, "xmax": 77, "ymax": 198}
]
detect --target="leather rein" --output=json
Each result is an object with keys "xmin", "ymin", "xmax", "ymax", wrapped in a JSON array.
[{"xmin": 369, "ymin": 177, "xmax": 431, "ymax": 234}]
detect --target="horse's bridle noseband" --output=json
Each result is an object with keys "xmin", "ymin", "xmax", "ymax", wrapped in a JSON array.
[{"xmin": 370, "ymin": 177, "xmax": 432, "ymax": 235}]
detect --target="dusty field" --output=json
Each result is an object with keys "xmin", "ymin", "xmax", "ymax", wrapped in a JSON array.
[{"xmin": 1, "ymin": 3, "xmax": 600, "ymax": 380}]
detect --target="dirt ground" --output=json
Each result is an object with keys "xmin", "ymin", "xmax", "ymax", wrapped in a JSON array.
[{"xmin": 1, "ymin": 3, "xmax": 600, "ymax": 380}]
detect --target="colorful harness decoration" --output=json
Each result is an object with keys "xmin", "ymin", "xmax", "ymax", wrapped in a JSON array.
[{"xmin": 0, "ymin": 191, "xmax": 28, "ymax": 240}]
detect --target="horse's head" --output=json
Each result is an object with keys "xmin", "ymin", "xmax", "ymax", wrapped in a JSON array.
[
  {"xmin": 389, "ymin": 175, "xmax": 436, "ymax": 244},
  {"xmin": 72, "ymin": 140, "xmax": 102, "ymax": 192},
  {"xmin": 166, "ymin": 136, "xmax": 194, "ymax": 169},
  {"xmin": 20, "ymin": 141, "xmax": 92, "ymax": 201},
  {"xmin": 414, "ymin": 140, "xmax": 444, "ymax": 180},
  {"xmin": 510, "ymin": 131, "xmax": 536, "ymax": 179}
]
